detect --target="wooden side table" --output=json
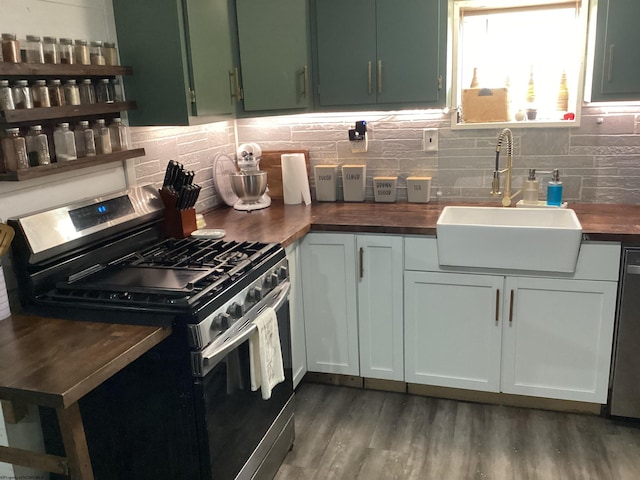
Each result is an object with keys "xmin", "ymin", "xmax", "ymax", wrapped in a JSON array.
[{"xmin": 0, "ymin": 314, "xmax": 171, "ymax": 479}]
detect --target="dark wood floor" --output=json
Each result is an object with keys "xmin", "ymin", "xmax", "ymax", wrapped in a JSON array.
[{"xmin": 275, "ymin": 382, "xmax": 640, "ymax": 480}]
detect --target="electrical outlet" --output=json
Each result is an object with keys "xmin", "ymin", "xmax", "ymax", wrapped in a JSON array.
[{"xmin": 424, "ymin": 129, "xmax": 438, "ymax": 152}]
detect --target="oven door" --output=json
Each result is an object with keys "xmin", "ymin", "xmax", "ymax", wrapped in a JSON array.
[{"xmin": 193, "ymin": 281, "xmax": 294, "ymax": 480}]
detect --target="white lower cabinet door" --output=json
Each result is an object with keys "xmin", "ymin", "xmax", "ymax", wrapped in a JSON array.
[
  {"xmin": 500, "ymin": 276, "xmax": 618, "ymax": 403},
  {"xmin": 285, "ymin": 241, "xmax": 307, "ymax": 388},
  {"xmin": 300, "ymin": 233, "xmax": 359, "ymax": 375},
  {"xmin": 357, "ymin": 235, "xmax": 404, "ymax": 381},
  {"xmin": 404, "ymin": 271, "xmax": 503, "ymax": 392}
]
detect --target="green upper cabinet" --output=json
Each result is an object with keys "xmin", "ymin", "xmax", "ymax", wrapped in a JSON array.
[
  {"xmin": 112, "ymin": 0, "xmax": 235, "ymax": 125},
  {"xmin": 591, "ymin": 0, "xmax": 640, "ymax": 102},
  {"xmin": 235, "ymin": 0, "xmax": 312, "ymax": 112},
  {"xmin": 313, "ymin": 0, "xmax": 446, "ymax": 109}
]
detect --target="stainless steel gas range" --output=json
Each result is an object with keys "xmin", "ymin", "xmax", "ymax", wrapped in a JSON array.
[{"xmin": 9, "ymin": 184, "xmax": 294, "ymax": 480}]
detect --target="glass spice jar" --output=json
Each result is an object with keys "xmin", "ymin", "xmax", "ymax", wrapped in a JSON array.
[
  {"xmin": 90, "ymin": 41, "xmax": 105, "ymax": 65},
  {"xmin": 95, "ymin": 78, "xmax": 114, "ymax": 103},
  {"xmin": 12, "ymin": 80, "xmax": 34, "ymax": 109},
  {"xmin": 0, "ymin": 80, "xmax": 14, "ymax": 111},
  {"xmin": 103, "ymin": 42, "xmax": 118, "ymax": 66},
  {"xmin": 53, "ymin": 123, "xmax": 77, "ymax": 162},
  {"xmin": 1, "ymin": 34, "xmax": 21, "ymax": 63},
  {"xmin": 26, "ymin": 125, "xmax": 51, "ymax": 166},
  {"xmin": 111, "ymin": 78, "xmax": 123, "ymax": 102},
  {"xmin": 74, "ymin": 121, "xmax": 96, "ymax": 158},
  {"xmin": 2, "ymin": 128, "xmax": 29, "ymax": 170},
  {"xmin": 48, "ymin": 79, "xmax": 65, "ymax": 107},
  {"xmin": 108, "ymin": 117, "xmax": 131, "ymax": 152},
  {"xmin": 92, "ymin": 119, "xmax": 112, "ymax": 155},
  {"xmin": 79, "ymin": 78, "xmax": 96, "ymax": 105},
  {"xmin": 59, "ymin": 38, "xmax": 75, "ymax": 64},
  {"xmin": 74, "ymin": 39, "xmax": 90, "ymax": 65},
  {"xmin": 24, "ymin": 35, "xmax": 45, "ymax": 64},
  {"xmin": 63, "ymin": 79, "xmax": 81, "ymax": 106},
  {"xmin": 31, "ymin": 79, "xmax": 51, "ymax": 108},
  {"xmin": 43, "ymin": 36, "xmax": 59, "ymax": 64}
]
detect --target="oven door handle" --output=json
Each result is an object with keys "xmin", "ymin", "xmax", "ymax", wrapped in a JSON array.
[{"xmin": 199, "ymin": 281, "xmax": 290, "ymax": 372}]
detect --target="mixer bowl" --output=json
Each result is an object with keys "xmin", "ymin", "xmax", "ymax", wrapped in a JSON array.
[{"xmin": 230, "ymin": 171, "xmax": 268, "ymax": 203}]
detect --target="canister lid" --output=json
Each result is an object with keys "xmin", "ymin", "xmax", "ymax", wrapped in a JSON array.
[{"xmin": 407, "ymin": 176, "xmax": 432, "ymax": 181}]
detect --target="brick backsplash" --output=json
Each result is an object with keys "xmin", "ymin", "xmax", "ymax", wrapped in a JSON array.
[{"xmin": 130, "ymin": 105, "xmax": 640, "ymax": 207}]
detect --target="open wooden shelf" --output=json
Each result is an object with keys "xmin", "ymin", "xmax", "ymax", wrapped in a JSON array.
[
  {"xmin": 0, "ymin": 148, "xmax": 145, "ymax": 181},
  {"xmin": 0, "ymin": 63, "xmax": 132, "ymax": 77},
  {"xmin": 1, "ymin": 101, "xmax": 137, "ymax": 125}
]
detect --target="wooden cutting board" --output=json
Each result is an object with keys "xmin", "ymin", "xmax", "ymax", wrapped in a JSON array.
[{"xmin": 261, "ymin": 150, "xmax": 310, "ymax": 200}]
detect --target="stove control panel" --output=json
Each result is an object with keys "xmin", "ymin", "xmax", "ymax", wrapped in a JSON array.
[{"xmin": 188, "ymin": 257, "xmax": 289, "ymax": 350}]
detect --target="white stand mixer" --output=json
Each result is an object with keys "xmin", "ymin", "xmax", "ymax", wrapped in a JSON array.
[{"xmin": 231, "ymin": 143, "xmax": 271, "ymax": 211}]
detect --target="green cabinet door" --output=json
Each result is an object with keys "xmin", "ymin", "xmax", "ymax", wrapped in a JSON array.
[
  {"xmin": 315, "ymin": 0, "xmax": 377, "ymax": 107},
  {"xmin": 376, "ymin": 0, "xmax": 441, "ymax": 105},
  {"xmin": 236, "ymin": 0, "xmax": 312, "ymax": 111},
  {"xmin": 591, "ymin": 0, "xmax": 640, "ymax": 101},
  {"xmin": 314, "ymin": 0, "xmax": 445, "ymax": 109},
  {"xmin": 113, "ymin": 0, "xmax": 235, "ymax": 125}
]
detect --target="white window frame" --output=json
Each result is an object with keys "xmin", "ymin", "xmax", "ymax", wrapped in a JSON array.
[{"xmin": 448, "ymin": 0, "xmax": 590, "ymax": 129}]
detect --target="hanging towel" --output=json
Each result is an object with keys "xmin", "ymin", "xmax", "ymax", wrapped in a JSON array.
[{"xmin": 249, "ymin": 307, "xmax": 285, "ymax": 400}]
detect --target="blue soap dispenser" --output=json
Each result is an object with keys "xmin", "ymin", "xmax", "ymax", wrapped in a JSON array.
[{"xmin": 547, "ymin": 168, "xmax": 563, "ymax": 206}]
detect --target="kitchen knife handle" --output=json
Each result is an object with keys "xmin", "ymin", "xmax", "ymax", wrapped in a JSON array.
[{"xmin": 368, "ymin": 61, "xmax": 372, "ymax": 95}]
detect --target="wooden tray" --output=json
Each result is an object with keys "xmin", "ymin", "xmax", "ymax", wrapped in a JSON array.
[{"xmin": 260, "ymin": 149, "xmax": 310, "ymax": 200}]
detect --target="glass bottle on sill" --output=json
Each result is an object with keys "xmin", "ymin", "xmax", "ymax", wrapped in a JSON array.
[
  {"xmin": 108, "ymin": 117, "xmax": 131, "ymax": 152},
  {"xmin": 92, "ymin": 119, "xmax": 112, "ymax": 155}
]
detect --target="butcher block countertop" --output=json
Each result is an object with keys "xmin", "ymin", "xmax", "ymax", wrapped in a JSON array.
[
  {"xmin": 201, "ymin": 201, "xmax": 640, "ymax": 246},
  {"xmin": 0, "ymin": 314, "xmax": 171, "ymax": 409}
]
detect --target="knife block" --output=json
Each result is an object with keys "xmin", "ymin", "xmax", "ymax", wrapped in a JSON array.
[{"xmin": 159, "ymin": 189, "xmax": 197, "ymax": 238}]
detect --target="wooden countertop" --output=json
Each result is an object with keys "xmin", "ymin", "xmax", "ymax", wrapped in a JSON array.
[
  {"xmin": 202, "ymin": 201, "xmax": 640, "ymax": 246},
  {"xmin": 0, "ymin": 315, "xmax": 171, "ymax": 409}
]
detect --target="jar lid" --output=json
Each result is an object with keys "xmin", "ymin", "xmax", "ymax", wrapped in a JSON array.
[
  {"xmin": 58, "ymin": 122, "xmax": 70, "ymax": 128},
  {"xmin": 75, "ymin": 39, "xmax": 88, "ymax": 46},
  {"xmin": 26, "ymin": 35, "xmax": 42, "ymax": 42},
  {"xmin": 78, "ymin": 120, "xmax": 90, "ymax": 127},
  {"xmin": 95, "ymin": 119, "xmax": 106, "ymax": 125},
  {"xmin": 100, "ymin": 78, "xmax": 109, "ymax": 83},
  {"xmin": 14, "ymin": 79, "xmax": 28, "ymax": 86},
  {"xmin": 60, "ymin": 38, "xmax": 73, "ymax": 45},
  {"xmin": 104, "ymin": 42, "xmax": 116, "ymax": 48},
  {"xmin": 0, "ymin": 80, "xmax": 9, "ymax": 86},
  {"xmin": 43, "ymin": 36, "xmax": 58, "ymax": 43},
  {"xmin": 35, "ymin": 79, "xmax": 47, "ymax": 85},
  {"xmin": 65, "ymin": 79, "xmax": 77, "ymax": 84},
  {"xmin": 29, "ymin": 125, "xmax": 43, "ymax": 131},
  {"xmin": 48, "ymin": 79, "xmax": 62, "ymax": 84},
  {"xmin": 90, "ymin": 40, "xmax": 103, "ymax": 47},
  {"xmin": 6, "ymin": 128, "xmax": 20, "ymax": 134},
  {"xmin": 81, "ymin": 78, "xmax": 92, "ymax": 84},
  {"xmin": 2, "ymin": 33, "xmax": 17, "ymax": 40}
]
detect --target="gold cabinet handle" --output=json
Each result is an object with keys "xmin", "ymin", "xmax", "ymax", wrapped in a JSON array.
[
  {"xmin": 377, "ymin": 60, "xmax": 382, "ymax": 94},
  {"xmin": 367, "ymin": 61, "xmax": 372, "ymax": 95},
  {"xmin": 607, "ymin": 44, "xmax": 615, "ymax": 83},
  {"xmin": 229, "ymin": 67, "xmax": 242, "ymax": 102},
  {"xmin": 509, "ymin": 289, "xmax": 514, "ymax": 324},
  {"xmin": 302, "ymin": 65, "xmax": 309, "ymax": 98},
  {"xmin": 359, "ymin": 247, "xmax": 364, "ymax": 279},
  {"xmin": 495, "ymin": 289, "xmax": 500, "ymax": 322}
]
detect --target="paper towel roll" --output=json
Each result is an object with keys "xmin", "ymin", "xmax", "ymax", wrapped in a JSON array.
[
  {"xmin": 0, "ymin": 267, "xmax": 10, "ymax": 321},
  {"xmin": 281, "ymin": 154, "xmax": 311, "ymax": 205}
]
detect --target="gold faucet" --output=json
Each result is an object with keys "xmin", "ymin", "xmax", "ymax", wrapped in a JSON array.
[{"xmin": 491, "ymin": 128, "xmax": 520, "ymax": 207}]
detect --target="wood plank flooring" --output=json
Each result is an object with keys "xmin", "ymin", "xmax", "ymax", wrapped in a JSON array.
[{"xmin": 275, "ymin": 382, "xmax": 640, "ymax": 480}]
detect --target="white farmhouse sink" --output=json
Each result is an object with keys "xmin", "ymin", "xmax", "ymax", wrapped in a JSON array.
[{"xmin": 436, "ymin": 206, "xmax": 583, "ymax": 272}]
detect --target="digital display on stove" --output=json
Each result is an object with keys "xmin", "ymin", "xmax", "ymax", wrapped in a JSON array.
[{"xmin": 69, "ymin": 195, "xmax": 136, "ymax": 231}]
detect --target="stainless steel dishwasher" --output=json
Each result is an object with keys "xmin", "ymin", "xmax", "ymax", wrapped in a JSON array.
[{"xmin": 609, "ymin": 247, "xmax": 640, "ymax": 418}]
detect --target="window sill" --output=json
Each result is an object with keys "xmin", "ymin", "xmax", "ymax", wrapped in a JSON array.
[{"xmin": 449, "ymin": 111, "xmax": 580, "ymax": 130}]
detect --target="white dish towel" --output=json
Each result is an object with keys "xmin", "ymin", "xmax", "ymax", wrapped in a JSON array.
[{"xmin": 249, "ymin": 307, "xmax": 285, "ymax": 400}]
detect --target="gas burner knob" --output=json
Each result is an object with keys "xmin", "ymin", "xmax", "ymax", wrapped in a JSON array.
[
  {"xmin": 213, "ymin": 313, "xmax": 231, "ymax": 331},
  {"xmin": 227, "ymin": 302, "xmax": 244, "ymax": 318},
  {"xmin": 265, "ymin": 273, "xmax": 279, "ymax": 289},
  {"xmin": 249, "ymin": 287, "xmax": 263, "ymax": 302},
  {"xmin": 277, "ymin": 266, "xmax": 288, "ymax": 280}
]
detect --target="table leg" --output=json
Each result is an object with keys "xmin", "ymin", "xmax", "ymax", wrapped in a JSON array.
[{"xmin": 57, "ymin": 403, "xmax": 94, "ymax": 480}]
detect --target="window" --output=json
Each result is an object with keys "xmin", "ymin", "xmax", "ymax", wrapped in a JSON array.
[{"xmin": 450, "ymin": 0, "xmax": 588, "ymax": 127}]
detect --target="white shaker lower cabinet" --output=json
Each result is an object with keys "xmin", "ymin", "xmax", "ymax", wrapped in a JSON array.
[
  {"xmin": 301, "ymin": 233, "xmax": 360, "ymax": 375},
  {"xmin": 300, "ymin": 233, "xmax": 404, "ymax": 380},
  {"xmin": 404, "ymin": 271, "xmax": 503, "ymax": 392},
  {"xmin": 356, "ymin": 235, "xmax": 404, "ymax": 381},
  {"xmin": 404, "ymin": 236, "xmax": 620, "ymax": 404},
  {"xmin": 285, "ymin": 241, "xmax": 307, "ymax": 388}
]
